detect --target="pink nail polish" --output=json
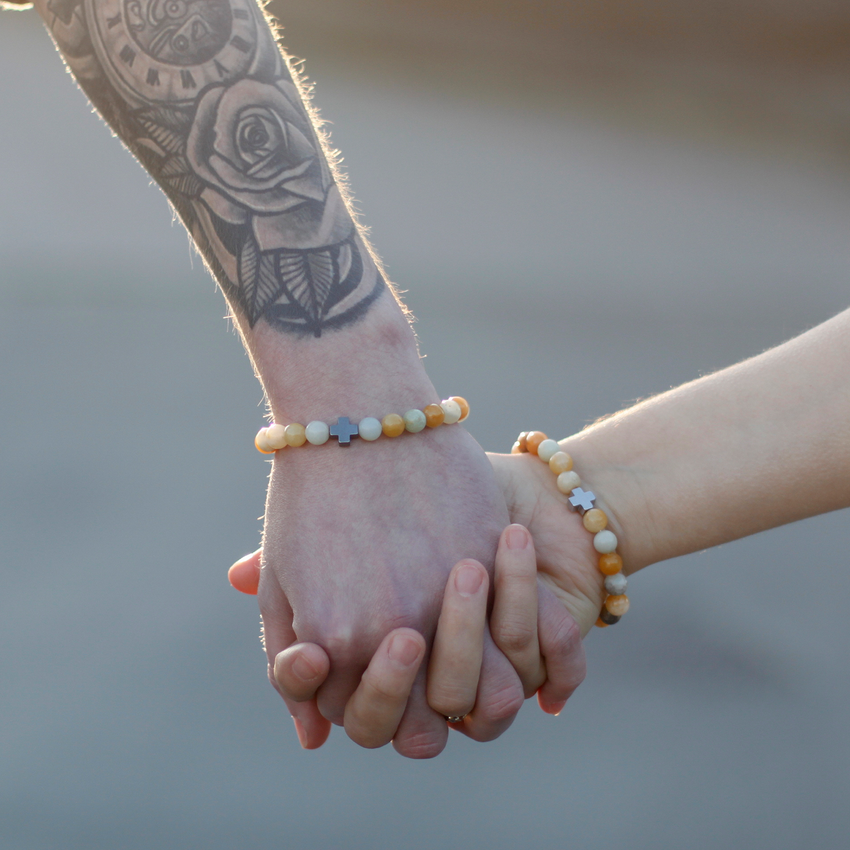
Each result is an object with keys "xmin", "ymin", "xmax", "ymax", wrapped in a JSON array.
[
  {"xmin": 455, "ymin": 563, "xmax": 484, "ymax": 596},
  {"xmin": 505, "ymin": 525, "xmax": 529, "ymax": 550},
  {"xmin": 388, "ymin": 633, "xmax": 422, "ymax": 666}
]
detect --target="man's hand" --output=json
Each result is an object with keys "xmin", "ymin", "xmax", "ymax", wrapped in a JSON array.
[{"xmin": 258, "ymin": 424, "xmax": 525, "ymax": 758}]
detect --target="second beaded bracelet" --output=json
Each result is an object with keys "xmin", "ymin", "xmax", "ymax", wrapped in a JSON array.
[
  {"xmin": 512, "ymin": 431, "xmax": 630, "ymax": 628},
  {"xmin": 256, "ymin": 396, "xmax": 470, "ymax": 453}
]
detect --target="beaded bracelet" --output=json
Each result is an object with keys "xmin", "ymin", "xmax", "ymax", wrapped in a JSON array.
[
  {"xmin": 511, "ymin": 431, "xmax": 629, "ymax": 628},
  {"xmin": 255, "ymin": 396, "xmax": 469, "ymax": 453}
]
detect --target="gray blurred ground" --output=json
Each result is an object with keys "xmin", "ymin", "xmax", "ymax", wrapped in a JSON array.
[{"xmin": 2, "ymin": 5, "xmax": 850, "ymax": 849}]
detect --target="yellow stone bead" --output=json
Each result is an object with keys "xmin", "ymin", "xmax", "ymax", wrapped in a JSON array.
[
  {"xmin": 265, "ymin": 423, "xmax": 287, "ymax": 451},
  {"xmin": 284, "ymin": 423, "xmax": 307, "ymax": 447},
  {"xmin": 525, "ymin": 431, "xmax": 547, "ymax": 455},
  {"xmin": 548, "ymin": 451, "xmax": 573, "ymax": 474},
  {"xmin": 605, "ymin": 594, "xmax": 630, "ymax": 617},
  {"xmin": 382, "ymin": 414, "xmax": 405, "ymax": 437},
  {"xmin": 598, "ymin": 552, "xmax": 623, "ymax": 576},
  {"xmin": 583, "ymin": 508, "xmax": 608, "ymax": 533},
  {"xmin": 556, "ymin": 470, "xmax": 581, "ymax": 494},
  {"xmin": 450, "ymin": 396, "xmax": 470, "ymax": 422},
  {"xmin": 424, "ymin": 404, "xmax": 445, "ymax": 428},
  {"xmin": 255, "ymin": 428, "xmax": 275, "ymax": 454}
]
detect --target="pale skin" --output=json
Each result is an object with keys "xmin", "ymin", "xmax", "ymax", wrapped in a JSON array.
[
  {"xmin": 229, "ymin": 524, "xmax": 585, "ymax": 749},
  {"xmin": 231, "ymin": 305, "xmax": 850, "ymax": 747},
  {"xmin": 17, "ymin": 0, "xmax": 848, "ymax": 753},
  {"xmin": 18, "ymin": 0, "xmax": 585, "ymax": 757}
]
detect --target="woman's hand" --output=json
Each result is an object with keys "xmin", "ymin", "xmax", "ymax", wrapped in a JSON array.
[{"xmin": 229, "ymin": 518, "xmax": 588, "ymax": 750}]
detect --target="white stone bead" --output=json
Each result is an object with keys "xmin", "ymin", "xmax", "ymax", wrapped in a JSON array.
[
  {"xmin": 358, "ymin": 417, "xmax": 382, "ymax": 441},
  {"xmin": 403, "ymin": 409, "xmax": 427, "ymax": 433},
  {"xmin": 305, "ymin": 420, "xmax": 330, "ymax": 445},
  {"xmin": 440, "ymin": 398, "xmax": 462, "ymax": 424},
  {"xmin": 265, "ymin": 423, "xmax": 287, "ymax": 450},
  {"xmin": 593, "ymin": 530, "xmax": 618, "ymax": 554},
  {"xmin": 536, "ymin": 439, "xmax": 560, "ymax": 463},
  {"xmin": 604, "ymin": 573, "xmax": 628, "ymax": 596},
  {"xmin": 556, "ymin": 470, "xmax": 581, "ymax": 494}
]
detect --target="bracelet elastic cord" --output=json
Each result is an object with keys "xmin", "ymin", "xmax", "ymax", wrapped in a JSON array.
[
  {"xmin": 256, "ymin": 397, "xmax": 469, "ymax": 452},
  {"xmin": 512, "ymin": 431, "xmax": 629, "ymax": 628}
]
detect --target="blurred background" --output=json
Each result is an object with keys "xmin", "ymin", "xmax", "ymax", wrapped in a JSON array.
[{"xmin": 2, "ymin": 1, "xmax": 849, "ymax": 847}]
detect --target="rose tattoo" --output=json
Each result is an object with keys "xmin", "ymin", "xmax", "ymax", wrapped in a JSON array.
[{"xmin": 47, "ymin": 0, "xmax": 384, "ymax": 336}]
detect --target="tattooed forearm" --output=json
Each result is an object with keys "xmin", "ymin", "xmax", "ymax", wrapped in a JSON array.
[{"xmin": 42, "ymin": 0, "xmax": 383, "ymax": 336}]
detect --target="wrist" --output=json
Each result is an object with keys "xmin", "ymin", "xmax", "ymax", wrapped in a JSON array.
[
  {"xmin": 557, "ymin": 431, "xmax": 660, "ymax": 576},
  {"xmin": 248, "ymin": 288, "xmax": 437, "ymax": 425}
]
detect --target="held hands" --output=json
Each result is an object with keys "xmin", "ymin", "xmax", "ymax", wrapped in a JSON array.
[
  {"xmin": 258, "ymin": 425, "xmax": 533, "ymax": 758},
  {"xmin": 230, "ymin": 522, "xmax": 586, "ymax": 750},
  {"xmin": 231, "ymin": 447, "xmax": 609, "ymax": 754}
]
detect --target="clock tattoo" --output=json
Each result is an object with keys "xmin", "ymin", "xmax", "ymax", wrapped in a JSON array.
[
  {"xmin": 47, "ymin": 0, "xmax": 384, "ymax": 336},
  {"xmin": 85, "ymin": 0, "xmax": 261, "ymax": 104}
]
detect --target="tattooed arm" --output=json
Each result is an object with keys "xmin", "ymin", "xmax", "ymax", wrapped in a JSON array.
[{"xmin": 28, "ymin": 0, "xmax": 527, "ymax": 756}]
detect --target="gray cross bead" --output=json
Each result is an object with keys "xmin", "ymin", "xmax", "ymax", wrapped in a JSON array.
[
  {"xmin": 329, "ymin": 416, "xmax": 359, "ymax": 446},
  {"xmin": 569, "ymin": 487, "xmax": 596, "ymax": 513}
]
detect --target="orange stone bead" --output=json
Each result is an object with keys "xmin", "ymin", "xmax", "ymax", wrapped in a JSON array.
[
  {"xmin": 284, "ymin": 423, "xmax": 307, "ymax": 447},
  {"xmin": 382, "ymin": 413, "xmax": 405, "ymax": 437},
  {"xmin": 598, "ymin": 552, "xmax": 623, "ymax": 576},
  {"xmin": 450, "ymin": 396, "xmax": 470, "ymax": 422},
  {"xmin": 525, "ymin": 431, "xmax": 547, "ymax": 456},
  {"xmin": 595, "ymin": 617, "xmax": 609, "ymax": 628},
  {"xmin": 583, "ymin": 508, "xmax": 608, "ymax": 533},
  {"xmin": 548, "ymin": 451, "xmax": 573, "ymax": 474},
  {"xmin": 423, "ymin": 404, "xmax": 445, "ymax": 428},
  {"xmin": 254, "ymin": 429, "xmax": 275, "ymax": 454},
  {"xmin": 605, "ymin": 594, "xmax": 630, "ymax": 617}
]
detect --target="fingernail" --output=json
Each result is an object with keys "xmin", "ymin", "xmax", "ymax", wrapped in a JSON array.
[
  {"xmin": 388, "ymin": 633, "xmax": 421, "ymax": 666},
  {"xmin": 505, "ymin": 525, "xmax": 529, "ymax": 550},
  {"xmin": 292, "ymin": 716, "xmax": 309, "ymax": 749},
  {"xmin": 542, "ymin": 698, "xmax": 568, "ymax": 716},
  {"xmin": 455, "ymin": 562, "xmax": 484, "ymax": 596},
  {"xmin": 291, "ymin": 653, "xmax": 320, "ymax": 682}
]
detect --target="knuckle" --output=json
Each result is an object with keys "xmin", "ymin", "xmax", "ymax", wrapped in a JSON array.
[
  {"xmin": 494, "ymin": 617, "xmax": 537, "ymax": 655},
  {"xmin": 392, "ymin": 730, "xmax": 447, "ymax": 760},
  {"xmin": 361, "ymin": 669, "xmax": 407, "ymax": 703},
  {"xmin": 322, "ymin": 625, "xmax": 368, "ymax": 668},
  {"xmin": 315, "ymin": 698, "xmax": 345, "ymax": 728},
  {"xmin": 547, "ymin": 610, "xmax": 582, "ymax": 654},
  {"xmin": 545, "ymin": 613, "xmax": 587, "ymax": 690},
  {"xmin": 345, "ymin": 723, "xmax": 388, "ymax": 750},
  {"xmin": 428, "ymin": 685, "xmax": 476, "ymax": 718},
  {"xmin": 324, "ymin": 628, "xmax": 357, "ymax": 658},
  {"xmin": 496, "ymin": 569, "xmax": 537, "ymax": 592},
  {"xmin": 477, "ymin": 681, "xmax": 524, "ymax": 727}
]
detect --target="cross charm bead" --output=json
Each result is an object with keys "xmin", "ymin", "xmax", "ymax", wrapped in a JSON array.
[
  {"xmin": 569, "ymin": 487, "xmax": 596, "ymax": 513},
  {"xmin": 329, "ymin": 416, "xmax": 359, "ymax": 446}
]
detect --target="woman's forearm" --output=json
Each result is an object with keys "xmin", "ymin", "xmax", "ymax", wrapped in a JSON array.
[{"xmin": 562, "ymin": 307, "xmax": 850, "ymax": 573}]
